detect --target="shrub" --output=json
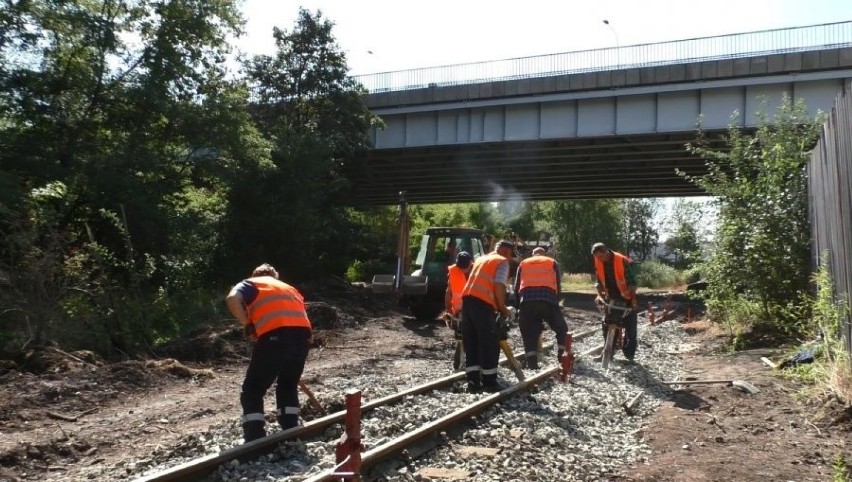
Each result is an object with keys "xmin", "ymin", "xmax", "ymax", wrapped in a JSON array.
[
  {"xmin": 635, "ymin": 260, "xmax": 683, "ymax": 289},
  {"xmin": 683, "ymin": 266, "xmax": 703, "ymax": 285},
  {"xmin": 345, "ymin": 259, "xmax": 392, "ymax": 283},
  {"xmin": 808, "ymin": 254, "xmax": 852, "ymax": 405},
  {"xmin": 560, "ymin": 272, "xmax": 595, "ymax": 291}
]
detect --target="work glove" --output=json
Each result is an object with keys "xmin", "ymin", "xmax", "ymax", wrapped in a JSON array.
[
  {"xmin": 243, "ymin": 323, "xmax": 258, "ymax": 342},
  {"xmin": 495, "ymin": 307, "xmax": 516, "ymax": 341}
]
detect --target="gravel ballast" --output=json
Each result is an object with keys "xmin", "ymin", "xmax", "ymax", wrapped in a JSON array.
[{"xmin": 109, "ymin": 318, "xmax": 688, "ymax": 481}]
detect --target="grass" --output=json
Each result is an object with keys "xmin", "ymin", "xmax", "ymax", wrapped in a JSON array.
[
  {"xmin": 559, "ymin": 267, "xmax": 687, "ymax": 293},
  {"xmin": 560, "ymin": 272, "xmax": 596, "ymax": 292}
]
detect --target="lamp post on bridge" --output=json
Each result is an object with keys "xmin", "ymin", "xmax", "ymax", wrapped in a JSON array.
[{"xmin": 602, "ymin": 19, "xmax": 621, "ymax": 68}]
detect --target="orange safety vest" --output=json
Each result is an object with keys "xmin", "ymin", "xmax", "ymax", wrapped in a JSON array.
[
  {"xmin": 594, "ymin": 251, "xmax": 632, "ymax": 300},
  {"xmin": 462, "ymin": 253, "xmax": 507, "ymax": 308},
  {"xmin": 518, "ymin": 255, "xmax": 558, "ymax": 292},
  {"xmin": 447, "ymin": 265, "xmax": 468, "ymax": 315},
  {"xmin": 246, "ymin": 276, "xmax": 312, "ymax": 337}
]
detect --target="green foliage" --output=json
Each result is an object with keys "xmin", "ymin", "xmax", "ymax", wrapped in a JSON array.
[
  {"xmin": 810, "ymin": 253, "xmax": 849, "ymax": 359},
  {"xmin": 803, "ymin": 254, "xmax": 852, "ymax": 404},
  {"xmin": 233, "ymin": 8, "xmax": 377, "ymax": 281},
  {"xmin": 684, "ymin": 96, "xmax": 823, "ymax": 337},
  {"xmin": 372, "ymin": 199, "xmax": 630, "ymax": 278},
  {"xmin": 832, "ymin": 451, "xmax": 850, "ymax": 482},
  {"xmin": 344, "ymin": 259, "xmax": 392, "ymax": 283},
  {"xmin": 537, "ymin": 200, "xmax": 622, "ymax": 273},
  {"xmin": 0, "ymin": 0, "xmax": 262, "ymax": 357},
  {"xmin": 682, "ymin": 266, "xmax": 703, "ymax": 284},
  {"xmin": 634, "ymin": 260, "xmax": 684, "ymax": 289},
  {"xmin": 623, "ymin": 198, "xmax": 661, "ymax": 261},
  {"xmin": 663, "ymin": 199, "xmax": 710, "ymax": 270},
  {"xmin": 777, "ymin": 359, "xmax": 820, "ymax": 384},
  {"xmin": 560, "ymin": 272, "xmax": 596, "ymax": 291},
  {"xmin": 0, "ymin": 182, "xmax": 226, "ymax": 356}
]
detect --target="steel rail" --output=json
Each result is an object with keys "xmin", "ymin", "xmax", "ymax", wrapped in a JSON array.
[
  {"xmin": 135, "ymin": 328, "xmax": 600, "ymax": 482},
  {"xmin": 304, "ymin": 342, "xmax": 606, "ymax": 482}
]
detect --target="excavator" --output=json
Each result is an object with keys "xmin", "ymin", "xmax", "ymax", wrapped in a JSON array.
[{"xmin": 371, "ymin": 192, "xmax": 489, "ymax": 320}]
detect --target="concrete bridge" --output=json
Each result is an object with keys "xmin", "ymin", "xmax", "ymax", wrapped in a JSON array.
[{"xmin": 347, "ymin": 21, "xmax": 852, "ymax": 205}]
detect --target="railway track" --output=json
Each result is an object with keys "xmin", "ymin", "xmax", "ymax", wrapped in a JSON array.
[{"xmin": 135, "ymin": 328, "xmax": 602, "ymax": 482}]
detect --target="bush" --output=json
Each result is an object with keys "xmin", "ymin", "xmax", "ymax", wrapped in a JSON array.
[
  {"xmin": 808, "ymin": 254, "xmax": 852, "ymax": 405},
  {"xmin": 683, "ymin": 266, "xmax": 703, "ymax": 284},
  {"xmin": 560, "ymin": 272, "xmax": 595, "ymax": 291},
  {"xmin": 345, "ymin": 259, "xmax": 393, "ymax": 283},
  {"xmin": 635, "ymin": 260, "xmax": 683, "ymax": 289}
]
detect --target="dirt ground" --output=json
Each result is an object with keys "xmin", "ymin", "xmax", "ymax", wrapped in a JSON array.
[
  {"xmin": 0, "ymin": 284, "xmax": 849, "ymax": 482},
  {"xmin": 613, "ymin": 319, "xmax": 850, "ymax": 482}
]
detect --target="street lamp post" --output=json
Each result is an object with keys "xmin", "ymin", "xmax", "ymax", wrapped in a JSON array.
[{"xmin": 602, "ymin": 19, "xmax": 621, "ymax": 68}]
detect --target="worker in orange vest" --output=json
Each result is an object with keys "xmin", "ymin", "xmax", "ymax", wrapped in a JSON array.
[
  {"xmin": 444, "ymin": 251, "xmax": 474, "ymax": 370},
  {"xmin": 592, "ymin": 242, "xmax": 639, "ymax": 362},
  {"xmin": 444, "ymin": 251, "xmax": 474, "ymax": 317},
  {"xmin": 226, "ymin": 263, "xmax": 313, "ymax": 442},
  {"xmin": 513, "ymin": 247, "xmax": 568, "ymax": 370},
  {"xmin": 460, "ymin": 240, "xmax": 515, "ymax": 392}
]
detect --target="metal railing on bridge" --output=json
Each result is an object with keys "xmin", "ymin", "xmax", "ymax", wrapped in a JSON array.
[{"xmin": 354, "ymin": 21, "xmax": 852, "ymax": 93}]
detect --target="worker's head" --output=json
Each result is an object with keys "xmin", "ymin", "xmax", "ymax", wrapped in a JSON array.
[
  {"xmin": 495, "ymin": 240, "xmax": 515, "ymax": 259},
  {"xmin": 250, "ymin": 263, "xmax": 279, "ymax": 279},
  {"xmin": 455, "ymin": 251, "xmax": 473, "ymax": 271},
  {"xmin": 532, "ymin": 247, "xmax": 546, "ymax": 256},
  {"xmin": 591, "ymin": 242, "xmax": 612, "ymax": 262}
]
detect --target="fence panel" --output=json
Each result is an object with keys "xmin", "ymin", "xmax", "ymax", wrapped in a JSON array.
[{"xmin": 808, "ymin": 82, "xmax": 852, "ymax": 355}]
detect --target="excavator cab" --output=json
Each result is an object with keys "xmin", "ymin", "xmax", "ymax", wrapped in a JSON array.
[{"xmin": 407, "ymin": 227, "xmax": 488, "ymax": 320}]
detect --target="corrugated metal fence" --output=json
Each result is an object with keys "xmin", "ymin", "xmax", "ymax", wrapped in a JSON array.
[{"xmin": 808, "ymin": 82, "xmax": 852, "ymax": 355}]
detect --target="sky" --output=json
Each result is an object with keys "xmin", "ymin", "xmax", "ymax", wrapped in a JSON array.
[
  {"xmin": 234, "ymin": 0, "xmax": 852, "ymax": 76},
  {"xmin": 232, "ymin": 0, "xmax": 849, "ymax": 236}
]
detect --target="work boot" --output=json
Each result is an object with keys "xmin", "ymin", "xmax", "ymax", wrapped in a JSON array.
[
  {"xmin": 482, "ymin": 380, "xmax": 508, "ymax": 393},
  {"xmin": 278, "ymin": 415, "xmax": 299, "ymax": 430},
  {"xmin": 242, "ymin": 421, "xmax": 266, "ymax": 443},
  {"xmin": 466, "ymin": 381, "xmax": 482, "ymax": 393},
  {"xmin": 525, "ymin": 354, "xmax": 539, "ymax": 370}
]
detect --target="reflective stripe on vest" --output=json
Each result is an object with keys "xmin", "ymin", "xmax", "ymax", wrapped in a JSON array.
[
  {"xmin": 247, "ymin": 277, "xmax": 311, "ymax": 337},
  {"xmin": 447, "ymin": 265, "xmax": 467, "ymax": 314},
  {"xmin": 518, "ymin": 256, "xmax": 558, "ymax": 292},
  {"xmin": 594, "ymin": 251, "xmax": 631, "ymax": 299},
  {"xmin": 461, "ymin": 253, "xmax": 505, "ymax": 308}
]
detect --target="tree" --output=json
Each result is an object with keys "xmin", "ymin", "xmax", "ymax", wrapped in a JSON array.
[
  {"xmin": 663, "ymin": 199, "xmax": 707, "ymax": 269},
  {"xmin": 623, "ymin": 198, "xmax": 661, "ymax": 261},
  {"xmin": 238, "ymin": 8, "xmax": 379, "ymax": 280},
  {"xmin": 537, "ymin": 200, "xmax": 622, "ymax": 273},
  {"xmin": 684, "ymin": 96, "xmax": 822, "ymax": 330},
  {"xmin": 0, "ymin": 0, "xmax": 259, "ymax": 354}
]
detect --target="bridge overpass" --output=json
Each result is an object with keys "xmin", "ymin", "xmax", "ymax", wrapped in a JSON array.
[{"xmin": 347, "ymin": 22, "xmax": 852, "ymax": 205}]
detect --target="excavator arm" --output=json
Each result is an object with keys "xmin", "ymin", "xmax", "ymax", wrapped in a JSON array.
[{"xmin": 372, "ymin": 192, "xmax": 428, "ymax": 296}]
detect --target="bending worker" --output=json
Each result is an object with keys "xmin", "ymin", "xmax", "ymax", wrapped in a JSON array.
[
  {"xmin": 591, "ymin": 242, "xmax": 639, "ymax": 362},
  {"xmin": 226, "ymin": 263, "xmax": 312, "ymax": 442},
  {"xmin": 513, "ymin": 247, "xmax": 568, "ymax": 369},
  {"xmin": 445, "ymin": 251, "xmax": 474, "ymax": 317},
  {"xmin": 460, "ymin": 240, "xmax": 515, "ymax": 392}
]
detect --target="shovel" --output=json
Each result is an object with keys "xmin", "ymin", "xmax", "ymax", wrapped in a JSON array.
[
  {"xmin": 298, "ymin": 380, "xmax": 326, "ymax": 414},
  {"xmin": 498, "ymin": 339, "xmax": 526, "ymax": 382}
]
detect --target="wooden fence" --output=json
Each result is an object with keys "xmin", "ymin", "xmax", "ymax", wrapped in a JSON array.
[{"xmin": 808, "ymin": 82, "xmax": 852, "ymax": 355}]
